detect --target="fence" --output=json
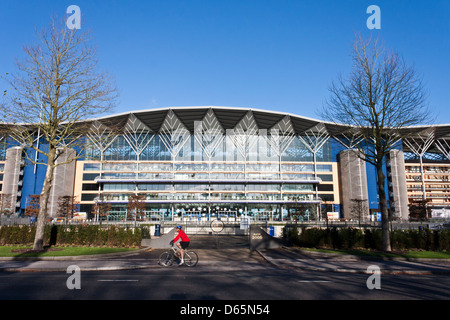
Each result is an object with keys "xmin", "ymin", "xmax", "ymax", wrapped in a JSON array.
[
  {"xmin": 1, "ymin": 214, "xmax": 448, "ymax": 232},
  {"xmin": 0, "ymin": 216, "xmax": 32, "ymax": 226}
]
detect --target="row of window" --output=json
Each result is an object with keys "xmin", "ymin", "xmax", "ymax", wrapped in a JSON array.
[
  {"xmin": 405, "ymin": 166, "xmax": 450, "ymax": 173},
  {"xmin": 83, "ymin": 162, "xmax": 333, "ymax": 173},
  {"xmin": 84, "ymin": 135, "xmax": 333, "ymax": 162},
  {"xmin": 84, "ymin": 183, "xmax": 332, "ymax": 192},
  {"xmin": 81, "ymin": 192, "xmax": 325, "ymax": 202},
  {"xmin": 83, "ymin": 172, "xmax": 327, "ymax": 181}
]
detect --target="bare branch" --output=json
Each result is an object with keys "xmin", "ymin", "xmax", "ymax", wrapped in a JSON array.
[
  {"xmin": 320, "ymin": 34, "xmax": 434, "ymax": 252},
  {"xmin": 0, "ymin": 18, "xmax": 118, "ymax": 251}
]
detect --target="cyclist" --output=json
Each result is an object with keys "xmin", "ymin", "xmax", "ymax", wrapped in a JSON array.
[{"xmin": 170, "ymin": 225, "xmax": 190, "ymax": 265}]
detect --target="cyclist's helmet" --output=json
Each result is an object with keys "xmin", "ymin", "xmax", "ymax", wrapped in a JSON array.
[{"xmin": 176, "ymin": 225, "xmax": 182, "ymax": 229}]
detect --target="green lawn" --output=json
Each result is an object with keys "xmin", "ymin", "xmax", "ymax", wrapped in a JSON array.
[
  {"xmin": 0, "ymin": 246, "xmax": 139, "ymax": 257},
  {"xmin": 302, "ymin": 248, "xmax": 450, "ymax": 259}
]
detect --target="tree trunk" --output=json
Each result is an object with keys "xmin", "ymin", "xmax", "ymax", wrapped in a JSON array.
[
  {"xmin": 376, "ymin": 162, "xmax": 392, "ymax": 252},
  {"xmin": 32, "ymin": 149, "xmax": 56, "ymax": 251}
]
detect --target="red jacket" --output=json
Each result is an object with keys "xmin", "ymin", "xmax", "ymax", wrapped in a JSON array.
[{"xmin": 173, "ymin": 229, "xmax": 190, "ymax": 242}]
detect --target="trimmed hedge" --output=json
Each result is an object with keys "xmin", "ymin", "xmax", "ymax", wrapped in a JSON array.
[
  {"xmin": 283, "ymin": 226, "xmax": 450, "ymax": 251},
  {"xmin": 0, "ymin": 225, "xmax": 151, "ymax": 248}
]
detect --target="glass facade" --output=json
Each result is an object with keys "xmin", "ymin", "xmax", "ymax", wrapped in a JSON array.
[{"xmin": 78, "ymin": 109, "xmax": 338, "ymax": 221}]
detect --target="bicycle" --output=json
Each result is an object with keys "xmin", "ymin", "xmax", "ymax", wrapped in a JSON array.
[{"xmin": 158, "ymin": 244, "xmax": 199, "ymax": 267}]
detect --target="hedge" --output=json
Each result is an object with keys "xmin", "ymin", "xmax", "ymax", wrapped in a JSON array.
[
  {"xmin": 283, "ymin": 226, "xmax": 450, "ymax": 251},
  {"xmin": 0, "ymin": 225, "xmax": 151, "ymax": 248}
]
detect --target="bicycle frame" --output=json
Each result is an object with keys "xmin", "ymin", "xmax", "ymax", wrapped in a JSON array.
[
  {"xmin": 166, "ymin": 246, "xmax": 180, "ymax": 264},
  {"xmin": 159, "ymin": 245, "xmax": 198, "ymax": 267}
]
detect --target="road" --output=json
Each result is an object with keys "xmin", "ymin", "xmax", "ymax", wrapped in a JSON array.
[
  {"xmin": 0, "ymin": 234, "xmax": 448, "ymax": 317},
  {"xmin": 0, "ymin": 245, "xmax": 448, "ymax": 318},
  {"xmin": 0, "ymin": 259, "xmax": 448, "ymax": 301}
]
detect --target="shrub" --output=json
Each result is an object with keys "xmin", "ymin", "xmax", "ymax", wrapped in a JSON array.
[
  {"xmin": 437, "ymin": 230, "xmax": 450, "ymax": 251},
  {"xmin": 339, "ymin": 227, "xmax": 364, "ymax": 249},
  {"xmin": 0, "ymin": 224, "xmax": 148, "ymax": 248},
  {"xmin": 282, "ymin": 226, "xmax": 300, "ymax": 246},
  {"xmin": 0, "ymin": 226, "xmax": 35, "ymax": 245},
  {"xmin": 283, "ymin": 227, "xmax": 450, "ymax": 251},
  {"xmin": 299, "ymin": 227, "xmax": 322, "ymax": 247}
]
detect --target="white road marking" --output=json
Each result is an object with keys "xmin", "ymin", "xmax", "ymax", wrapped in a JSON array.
[{"xmin": 97, "ymin": 280, "xmax": 139, "ymax": 282}]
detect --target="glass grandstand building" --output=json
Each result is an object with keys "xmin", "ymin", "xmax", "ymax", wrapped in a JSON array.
[{"xmin": 1, "ymin": 106, "xmax": 450, "ymax": 222}]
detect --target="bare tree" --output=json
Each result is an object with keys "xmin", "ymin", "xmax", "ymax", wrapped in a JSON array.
[
  {"xmin": 408, "ymin": 199, "xmax": 431, "ymax": 222},
  {"xmin": 91, "ymin": 194, "xmax": 112, "ymax": 225},
  {"xmin": 25, "ymin": 194, "xmax": 40, "ymax": 219},
  {"xmin": 127, "ymin": 194, "xmax": 146, "ymax": 223},
  {"xmin": 350, "ymin": 198, "xmax": 368, "ymax": 228},
  {"xmin": 56, "ymin": 195, "xmax": 79, "ymax": 223},
  {"xmin": 322, "ymin": 35, "xmax": 433, "ymax": 251},
  {"xmin": 1, "ymin": 19, "xmax": 117, "ymax": 250}
]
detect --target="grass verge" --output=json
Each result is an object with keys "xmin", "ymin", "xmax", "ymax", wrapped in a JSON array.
[
  {"xmin": 0, "ymin": 246, "xmax": 139, "ymax": 257},
  {"xmin": 301, "ymin": 248, "xmax": 450, "ymax": 259}
]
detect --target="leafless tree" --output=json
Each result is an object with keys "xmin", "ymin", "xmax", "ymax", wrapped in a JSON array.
[
  {"xmin": 1, "ymin": 19, "xmax": 118, "ymax": 250},
  {"xmin": 322, "ymin": 35, "xmax": 433, "ymax": 251},
  {"xmin": 408, "ymin": 199, "xmax": 431, "ymax": 222},
  {"xmin": 25, "ymin": 194, "xmax": 40, "ymax": 219},
  {"xmin": 56, "ymin": 195, "xmax": 79, "ymax": 223},
  {"xmin": 350, "ymin": 198, "xmax": 368, "ymax": 228},
  {"xmin": 127, "ymin": 194, "xmax": 146, "ymax": 223},
  {"xmin": 91, "ymin": 194, "xmax": 112, "ymax": 225}
]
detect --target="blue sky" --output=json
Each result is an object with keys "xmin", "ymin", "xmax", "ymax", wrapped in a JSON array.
[{"xmin": 1, "ymin": 0, "xmax": 449, "ymax": 123}]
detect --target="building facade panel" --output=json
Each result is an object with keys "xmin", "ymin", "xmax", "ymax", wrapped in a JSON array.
[
  {"xmin": 2, "ymin": 147, "xmax": 23, "ymax": 213},
  {"xmin": 47, "ymin": 149, "xmax": 77, "ymax": 217},
  {"xmin": 338, "ymin": 149, "xmax": 369, "ymax": 220},
  {"xmin": 387, "ymin": 150, "xmax": 409, "ymax": 220}
]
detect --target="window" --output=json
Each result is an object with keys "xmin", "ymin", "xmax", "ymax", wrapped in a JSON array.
[
  {"xmin": 318, "ymin": 184, "xmax": 334, "ymax": 192},
  {"xmin": 137, "ymin": 184, "xmax": 172, "ymax": 191},
  {"xmin": 320, "ymin": 194, "xmax": 334, "ymax": 201},
  {"xmin": 81, "ymin": 193, "xmax": 97, "ymax": 201},
  {"xmin": 83, "ymin": 173, "xmax": 99, "ymax": 181},
  {"xmin": 82, "ymin": 183, "xmax": 100, "ymax": 191},
  {"xmin": 316, "ymin": 164, "xmax": 332, "ymax": 172},
  {"xmin": 140, "ymin": 135, "xmax": 171, "ymax": 161},
  {"xmin": 103, "ymin": 136, "xmax": 136, "ymax": 161},
  {"xmin": 317, "ymin": 174, "xmax": 333, "ymax": 182},
  {"xmin": 283, "ymin": 184, "xmax": 313, "ymax": 191},
  {"xmin": 83, "ymin": 163, "xmax": 100, "ymax": 171},
  {"xmin": 103, "ymin": 163, "xmax": 137, "ymax": 171},
  {"xmin": 103, "ymin": 184, "xmax": 136, "ymax": 191}
]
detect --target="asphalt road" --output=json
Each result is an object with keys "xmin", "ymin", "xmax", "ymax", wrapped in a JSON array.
[
  {"xmin": 0, "ymin": 234, "xmax": 448, "ymax": 317},
  {"xmin": 0, "ymin": 259, "xmax": 448, "ymax": 301}
]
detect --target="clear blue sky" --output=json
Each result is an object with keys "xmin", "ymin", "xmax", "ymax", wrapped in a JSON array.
[{"xmin": 1, "ymin": 0, "xmax": 449, "ymax": 123}]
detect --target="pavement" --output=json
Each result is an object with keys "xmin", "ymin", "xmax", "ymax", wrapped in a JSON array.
[
  {"xmin": 0, "ymin": 247, "xmax": 266, "ymax": 272},
  {"xmin": 0, "ymin": 246, "xmax": 449, "ymax": 275},
  {"xmin": 0, "ymin": 235, "xmax": 449, "ymax": 275},
  {"xmin": 258, "ymin": 247, "xmax": 450, "ymax": 275}
]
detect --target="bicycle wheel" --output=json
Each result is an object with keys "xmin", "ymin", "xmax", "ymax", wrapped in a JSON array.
[
  {"xmin": 183, "ymin": 251, "xmax": 198, "ymax": 267},
  {"xmin": 159, "ymin": 251, "xmax": 174, "ymax": 266}
]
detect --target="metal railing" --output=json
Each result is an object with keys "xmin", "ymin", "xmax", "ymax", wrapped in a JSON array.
[
  {"xmin": 0, "ymin": 216, "xmax": 32, "ymax": 226},
  {"xmin": 1, "ymin": 214, "xmax": 448, "ymax": 231}
]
